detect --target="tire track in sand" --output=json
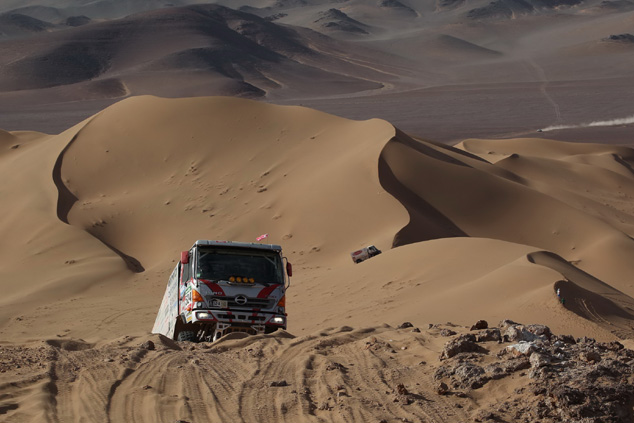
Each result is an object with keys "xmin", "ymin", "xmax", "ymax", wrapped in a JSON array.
[
  {"xmin": 526, "ymin": 59, "xmax": 563, "ymax": 125},
  {"xmin": 5, "ymin": 327, "xmax": 476, "ymax": 423},
  {"xmin": 232, "ymin": 326, "xmax": 467, "ymax": 423}
]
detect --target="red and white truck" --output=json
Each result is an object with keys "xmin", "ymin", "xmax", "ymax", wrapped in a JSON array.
[
  {"xmin": 153, "ymin": 240, "xmax": 292, "ymax": 342},
  {"xmin": 350, "ymin": 245, "xmax": 382, "ymax": 264}
]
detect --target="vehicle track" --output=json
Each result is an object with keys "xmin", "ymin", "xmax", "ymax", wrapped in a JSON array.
[
  {"xmin": 1, "ymin": 327, "xmax": 475, "ymax": 423},
  {"xmin": 526, "ymin": 59, "xmax": 563, "ymax": 125}
]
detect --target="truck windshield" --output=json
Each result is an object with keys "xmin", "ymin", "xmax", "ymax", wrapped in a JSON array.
[{"xmin": 196, "ymin": 247, "xmax": 283, "ymax": 286}]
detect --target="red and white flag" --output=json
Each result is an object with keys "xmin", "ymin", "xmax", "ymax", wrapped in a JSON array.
[{"xmin": 256, "ymin": 233, "xmax": 268, "ymax": 241}]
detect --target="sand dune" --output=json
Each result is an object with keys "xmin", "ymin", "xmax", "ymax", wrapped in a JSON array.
[
  {"xmin": 0, "ymin": 96, "xmax": 633, "ymax": 342},
  {"xmin": 1, "ymin": 96, "xmax": 634, "ymax": 421},
  {"xmin": 0, "ymin": 0, "xmax": 634, "ymax": 420}
]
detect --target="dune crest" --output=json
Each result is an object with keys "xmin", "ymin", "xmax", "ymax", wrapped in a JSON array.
[
  {"xmin": 1, "ymin": 95, "xmax": 634, "ymax": 422},
  {"xmin": 0, "ymin": 96, "xmax": 633, "ymax": 345}
]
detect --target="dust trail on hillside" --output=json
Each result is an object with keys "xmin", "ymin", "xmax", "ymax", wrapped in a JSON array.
[
  {"xmin": 542, "ymin": 115, "xmax": 634, "ymax": 131},
  {"xmin": 526, "ymin": 59, "xmax": 563, "ymax": 124}
]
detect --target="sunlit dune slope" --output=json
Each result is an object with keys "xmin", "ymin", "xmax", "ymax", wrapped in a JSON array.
[
  {"xmin": 380, "ymin": 133, "xmax": 634, "ymax": 296},
  {"xmin": 0, "ymin": 95, "xmax": 407, "ymax": 341},
  {"xmin": 1, "ymin": 96, "xmax": 634, "ymax": 344}
]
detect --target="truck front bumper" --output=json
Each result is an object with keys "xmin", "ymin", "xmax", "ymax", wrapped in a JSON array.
[{"xmin": 193, "ymin": 309, "xmax": 286, "ymax": 329}]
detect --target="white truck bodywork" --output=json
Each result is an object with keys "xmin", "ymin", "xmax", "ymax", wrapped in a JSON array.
[
  {"xmin": 153, "ymin": 240, "xmax": 291, "ymax": 342},
  {"xmin": 350, "ymin": 245, "xmax": 382, "ymax": 264}
]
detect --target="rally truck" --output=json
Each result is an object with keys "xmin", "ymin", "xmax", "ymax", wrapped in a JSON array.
[
  {"xmin": 350, "ymin": 245, "xmax": 381, "ymax": 264},
  {"xmin": 152, "ymin": 240, "xmax": 292, "ymax": 342}
]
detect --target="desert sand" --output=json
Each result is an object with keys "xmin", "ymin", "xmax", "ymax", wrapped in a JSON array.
[
  {"xmin": 1, "ymin": 95, "xmax": 634, "ymax": 421},
  {"xmin": 1, "ymin": 0, "xmax": 634, "ymax": 421}
]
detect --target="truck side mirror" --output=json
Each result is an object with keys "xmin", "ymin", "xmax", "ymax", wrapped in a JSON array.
[
  {"xmin": 286, "ymin": 262, "xmax": 293, "ymax": 277},
  {"xmin": 180, "ymin": 251, "xmax": 189, "ymax": 264}
]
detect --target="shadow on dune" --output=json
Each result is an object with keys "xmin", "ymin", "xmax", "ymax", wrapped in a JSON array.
[
  {"xmin": 528, "ymin": 251, "xmax": 634, "ymax": 338},
  {"xmin": 378, "ymin": 131, "xmax": 469, "ymax": 247},
  {"xmin": 53, "ymin": 132, "xmax": 80, "ymax": 225},
  {"xmin": 52, "ymin": 121, "xmax": 144, "ymax": 273},
  {"xmin": 612, "ymin": 153, "xmax": 634, "ymax": 176}
]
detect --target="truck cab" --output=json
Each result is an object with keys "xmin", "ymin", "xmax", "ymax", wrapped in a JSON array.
[{"xmin": 153, "ymin": 240, "xmax": 292, "ymax": 342}]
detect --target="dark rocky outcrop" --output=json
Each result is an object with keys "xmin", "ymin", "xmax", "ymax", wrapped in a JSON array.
[
  {"xmin": 440, "ymin": 333, "xmax": 488, "ymax": 359},
  {"xmin": 606, "ymin": 33, "xmax": 634, "ymax": 42},
  {"xmin": 65, "ymin": 15, "xmax": 91, "ymax": 27},
  {"xmin": 434, "ymin": 320, "xmax": 634, "ymax": 422},
  {"xmin": 314, "ymin": 8, "xmax": 370, "ymax": 34},
  {"xmin": 377, "ymin": 0, "xmax": 418, "ymax": 15}
]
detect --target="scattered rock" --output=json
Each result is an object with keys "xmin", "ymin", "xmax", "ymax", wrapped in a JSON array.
[
  {"xmin": 529, "ymin": 352, "xmax": 550, "ymax": 368},
  {"xmin": 440, "ymin": 328, "xmax": 457, "ymax": 337},
  {"xmin": 269, "ymin": 380, "xmax": 288, "ymax": 387},
  {"xmin": 476, "ymin": 328, "xmax": 501, "ymax": 342},
  {"xmin": 577, "ymin": 336, "xmax": 596, "ymax": 344},
  {"xmin": 470, "ymin": 320, "xmax": 488, "ymax": 330},
  {"xmin": 506, "ymin": 342, "xmax": 538, "ymax": 357},
  {"xmin": 141, "ymin": 340, "xmax": 155, "ymax": 351},
  {"xmin": 552, "ymin": 334, "xmax": 576, "ymax": 344},
  {"xmin": 474, "ymin": 410, "xmax": 497, "ymax": 421},
  {"xmin": 318, "ymin": 401, "xmax": 331, "ymax": 411},
  {"xmin": 398, "ymin": 322, "xmax": 413, "ymax": 329},
  {"xmin": 579, "ymin": 350, "xmax": 601, "ymax": 362},
  {"xmin": 396, "ymin": 383, "xmax": 408, "ymax": 395},
  {"xmin": 453, "ymin": 362, "xmax": 488, "ymax": 389},
  {"xmin": 440, "ymin": 334, "xmax": 487, "ymax": 359},
  {"xmin": 444, "ymin": 320, "xmax": 634, "ymax": 421},
  {"xmin": 437, "ymin": 382, "xmax": 449, "ymax": 395},
  {"xmin": 326, "ymin": 362, "xmax": 348, "ymax": 372}
]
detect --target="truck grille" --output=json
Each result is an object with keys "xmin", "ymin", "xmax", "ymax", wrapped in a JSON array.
[{"xmin": 208, "ymin": 296, "xmax": 274, "ymax": 309}]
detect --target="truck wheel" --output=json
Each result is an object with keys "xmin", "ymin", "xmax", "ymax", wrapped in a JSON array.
[{"xmin": 177, "ymin": 330, "xmax": 197, "ymax": 342}]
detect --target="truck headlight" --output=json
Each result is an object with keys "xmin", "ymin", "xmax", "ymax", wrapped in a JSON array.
[
  {"xmin": 196, "ymin": 312, "xmax": 212, "ymax": 320},
  {"xmin": 271, "ymin": 316, "xmax": 285, "ymax": 325}
]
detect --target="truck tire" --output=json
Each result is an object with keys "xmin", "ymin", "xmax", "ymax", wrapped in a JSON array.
[{"xmin": 177, "ymin": 330, "xmax": 197, "ymax": 342}]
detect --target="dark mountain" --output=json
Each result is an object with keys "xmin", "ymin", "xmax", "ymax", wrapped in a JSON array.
[
  {"xmin": 314, "ymin": 8, "xmax": 370, "ymax": 34},
  {"xmin": 377, "ymin": 0, "xmax": 418, "ymax": 15},
  {"xmin": 605, "ymin": 33, "xmax": 634, "ymax": 42},
  {"xmin": 0, "ymin": 4, "xmax": 387, "ymax": 96},
  {"xmin": 0, "ymin": 12, "xmax": 54, "ymax": 35},
  {"xmin": 65, "ymin": 15, "xmax": 91, "ymax": 27},
  {"xmin": 467, "ymin": 0, "xmax": 535, "ymax": 19},
  {"xmin": 467, "ymin": 0, "xmax": 583, "ymax": 19}
]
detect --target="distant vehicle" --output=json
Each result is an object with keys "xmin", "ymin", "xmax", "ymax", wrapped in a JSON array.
[
  {"xmin": 537, "ymin": 129, "xmax": 543, "ymax": 133},
  {"xmin": 153, "ymin": 240, "xmax": 292, "ymax": 342},
  {"xmin": 350, "ymin": 245, "xmax": 382, "ymax": 264}
]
